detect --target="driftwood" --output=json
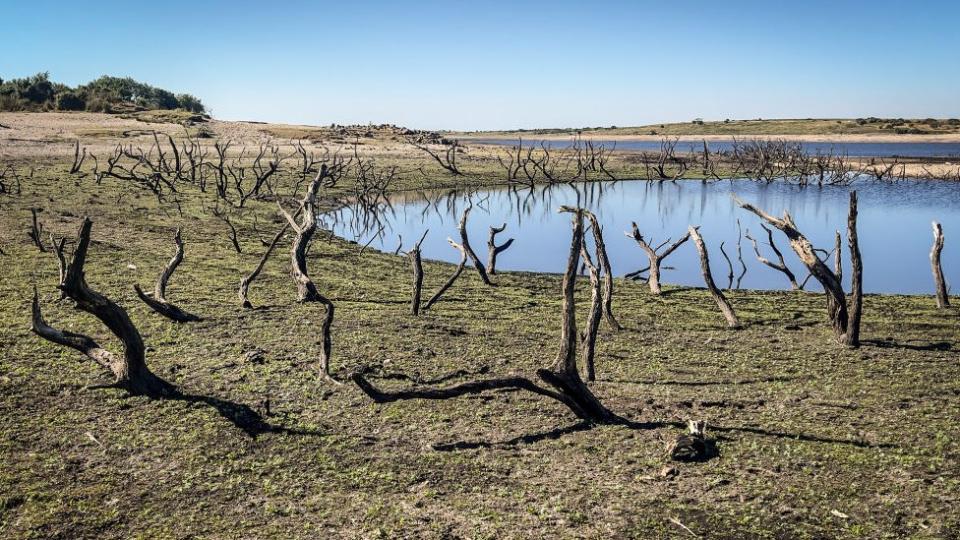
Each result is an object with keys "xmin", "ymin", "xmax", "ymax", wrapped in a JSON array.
[
  {"xmin": 931, "ymin": 221, "xmax": 950, "ymax": 309},
  {"xmin": 689, "ymin": 226, "xmax": 741, "ymax": 328},
  {"xmin": 353, "ymin": 208, "xmax": 616, "ymax": 423},
  {"xmin": 459, "ymin": 207, "xmax": 493, "ymax": 285},
  {"xmin": 239, "ymin": 222, "xmax": 290, "ymax": 309},
  {"xmin": 626, "ymin": 223, "xmax": 690, "ymax": 294},
  {"xmin": 134, "ymin": 228, "xmax": 201, "ymax": 322},
  {"xmin": 31, "ymin": 218, "xmax": 172, "ymax": 396},
  {"xmin": 406, "ymin": 230, "xmax": 428, "ymax": 316},
  {"xmin": 579, "ymin": 242, "xmax": 603, "ymax": 381},
  {"xmin": 423, "ymin": 238, "xmax": 467, "ymax": 310},
  {"xmin": 486, "ymin": 223, "xmax": 514, "ymax": 275}
]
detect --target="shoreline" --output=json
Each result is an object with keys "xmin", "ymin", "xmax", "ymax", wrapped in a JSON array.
[{"xmin": 455, "ymin": 132, "xmax": 960, "ymax": 144}]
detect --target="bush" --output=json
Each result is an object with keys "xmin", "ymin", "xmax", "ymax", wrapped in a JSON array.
[{"xmin": 56, "ymin": 92, "xmax": 85, "ymax": 111}]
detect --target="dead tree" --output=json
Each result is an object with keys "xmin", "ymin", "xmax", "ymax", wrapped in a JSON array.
[
  {"xmin": 932, "ymin": 221, "xmax": 950, "ymax": 309},
  {"xmin": 352, "ymin": 208, "xmax": 616, "ymax": 423},
  {"xmin": 277, "ymin": 162, "xmax": 346, "ymax": 378},
  {"xmin": 486, "ymin": 223, "xmax": 515, "ymax": 275},
  {"xmin": 735, "ymin": 194, "xmax": 862, "ymax": 344},
  {"xmin": 745, "ymin": 225, "xmax": 801, "ymax": 290},
  {"xmin": 405, "ymin": 136, "xmax": 462, "ymax": 175},
  {"xmin": 31, "ymin": 218, "xmax": 172, "ymax": 396},
  {"xmin": 134, "ymin": 228, "xmax": 201, "ymax": 322},
  {"xmin": 406, "ymin": 230, "xmax": 428, "ymax": 316},
  {"xmin": 459, "ymin": 207, "xmax": 494, "ymax": 285},
  {"xmin": 834, "ymin": 231, "xmax": 843, "ymax": 285},
  {"xmin": 212, "ymin": 202, "xmax": 242, "ymax": 253},
  {"xmin": 689, "ymin": 226, "xmax": 741, "ymax": 328},
  {"xmin": 49, "ymin": 233, "xmax": 67, "ymax": 299},
  {"xmin": 579, "ymin": 240, "xmax": 602, "ymax": 381},
  {"xmin": 846, "ymin": 192, "xmax": 863, "ymax": 347},
  {"xmin": 626, "ymin": 223, "xmax": 691, "ymax": 294},
  {"xmin": 69, "ymin": 140, "xmax": 87, "ymax": 174},
  {"xmin": 27, "ymin": 208, "xmax": 46, "ymax": 252},
  {"xmin": 239, "ymin": 223, "xmax": 290, "ymax": 309},
  {"xmin": 719, "ymin": 241, "xmax": 735, "ymax": 290},
  {"xmin": 423, "ymin": 238, "xmax": 468, "ymax": 310},
  {"xmin": 584, "ymin": 211, "xmax": 622, "ymax": 332}
]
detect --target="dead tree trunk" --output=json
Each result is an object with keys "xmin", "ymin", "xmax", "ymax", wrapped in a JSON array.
[
  {"xmin": 239, "ymin": 223, "xmax": 289, "ymax": 309},
  {"xmin": 834, "ymin": 231, "xmax": 843, "ymax": 285},
  {"xmin": 49, "ymin": 233, "xmax": 67, "ymax": 299},
  {"xmin": 459, "ymin": 207, "xmax": 494, "ymax": 285},
  {"xmin": 932, "ymin": 221, "xmax": 950, "ymax": 309},
  {"xmin": 31, "ymin": 218, "xmax": 172, "ymax": 396},
  {"xmin": 423, "ymin": 238, "xmax": 467, "ymax": 310},
  {"xmin": 134, "ymin": 228, "xmax": 201, "ymax": 322},
  {"xmin": 689, "ymin": 226, "xmax": 741, "ymax": 328},
  {"xmin": 70, "ymin": 140, "xmax": 87, "ymax": 174},
  {"xmin": 584, "ymin": 211, "xmax": 622, "ymax": 332},
  {"xmin": 352, "ymin": 208, "xmax": 616, "ymax": 424},
  {"xmin": 845, "ymin": 192, "xmax": 863, "ymax": 347},
  {"xmin": 735, "ymin": 195, "xmax": 849, "ymax": 343},
  {"xmin": 486, "ymin": 223, "xmax": 514, "ymax": 275},
  {"xmin": 277, "ymin": 163, "xmax": 344, "ymax": 378},
  {"xmin": 626, "ymin": 223, "xmax": 690, "ymax": 294},
  {"xmin": 746, "ymin": 225, "xmax": 801, "ymax": 290},
  {"xmin": 406, "ymin": 230, "xmax": 428, "ymax": 316},
  {"xmin": 579, "ymin": 243, "xmax": 602, "ymax": 381},
  {"xmin": 28, "ymin": 208, "xmax": 45, "ymax": 252}
]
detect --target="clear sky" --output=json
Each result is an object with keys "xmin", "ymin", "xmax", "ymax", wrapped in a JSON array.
[{"xmin": 2, "ymin": 0, "xmax": 958, "ymax": 130}]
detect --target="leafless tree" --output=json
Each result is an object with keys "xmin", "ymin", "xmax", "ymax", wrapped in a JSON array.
[
  {"xmin": 31, "ymin": 218, "xmax": 173, "ymax": 396},
  {"xmin": 212, "ymin": 202, "xmax": 242, "ymax": 253},
  {"xmin": 405, "ymin": 230, "xmax": 428, "ymax": 316},
  {"xmin": 931, "ymin": 221, "xmax": 950, "ymax": 309},
  {"xmin": 625, "ymin": 223, "xmax": 691, "ymax": 294},
  {"xmin": 745, "ymin": 225, "xmax": 801, "ymax": 290},
  {"xmin": 405, "ymin": 135, "xmax": 462, "ymax": 175},
  {"xmin": 689, "ymin": 226, "xmax": 741, "ymax": 328},
  {"xmin": 27, "ymin": 208, "xmax": 46, "ymax": 252},
  {"xmin": 735, "ymin": 192, "xmax": 863, "ymax": 346},
  {"xmin": 423, "ymin": 238, "xmax": 468, "ymax": 311},
  {"xmin": 239, "ymin": 222, "xmax": 290, "ymax": 309},
  {"xmin": 458, "ymin": 206, "xmax": 494, "ymax": 285},
  {"xmin": 69, "ymin": 140, "xmax": 87, "ymax": 174},
  {"xmin": 486, "ymin": 223, "xmax": 515, "ymax": 275},
  {"xmin": 353, "ymin": 207, "xmax": 616, "ymax": 423},
  {"xmin": 134, "ymin": 228, "xmax": 201, "ymax": 322}
]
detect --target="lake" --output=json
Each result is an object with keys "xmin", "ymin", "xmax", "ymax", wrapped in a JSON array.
[
  {"xmin": 324, "ymin": 179, "xmax": 959, "ymax": 294},
  {"xmin": 465, "ymin": 138, "xmax": 960, "ymax": 159}
]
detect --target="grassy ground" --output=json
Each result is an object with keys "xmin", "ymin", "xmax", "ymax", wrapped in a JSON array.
[
  {"xmin": 1, "ymin": 116, "xmax": 959, "ymax": 539},
  {"xmin": 457, "ymin": 118, "xmax": 960, "ymax": 139}
]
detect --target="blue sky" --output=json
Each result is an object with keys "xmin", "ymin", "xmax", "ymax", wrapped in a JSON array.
[{"xmin": 2, "ymin": 0, "xmax": 958, "ymax": 130}]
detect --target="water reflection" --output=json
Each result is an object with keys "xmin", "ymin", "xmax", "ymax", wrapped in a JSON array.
[{"xmin": 323, "ymin": 179, "xmax": 960, "ymax": 294}]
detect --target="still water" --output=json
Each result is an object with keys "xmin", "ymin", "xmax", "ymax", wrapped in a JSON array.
[
  {"xmin": 324, "ymin": 179, "xmax": 959, "ymax": 294},
  {"xmin": 467, "ymin": 138, "xmax": 960, "ymax": 159}
]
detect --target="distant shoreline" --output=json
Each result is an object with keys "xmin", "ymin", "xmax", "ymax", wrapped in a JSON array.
[{"xmin": 456, "ymin": 132, "xmax": 960, "ymax": 144}]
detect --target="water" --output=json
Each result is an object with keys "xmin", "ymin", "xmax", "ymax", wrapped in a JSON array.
[
  {"xmin": 466, "ymin": 138, "xmax": 960, "ymax": 159},
  {"xmin": 324, "ymin": 179, "xmax": 960, "ymax": 294}
]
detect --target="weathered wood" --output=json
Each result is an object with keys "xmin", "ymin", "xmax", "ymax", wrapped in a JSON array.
[
  {"xmin": 834, "ymin": 230, "xmax": 843, "ymax": 285},
  {"xmin": 27, "ymin": 208, "xmax": 45, "ymax": 252},
  {"xmin": 735, "ymin": 195, "xmax": 848, "ymax": 342},
  {"xmin": 932, "ymin": 221, "xmax": 950, "ymax": 308},
  {"xmin": 486, "ymin": 223, "xmax": 514, "ymax": 275},
  {"xmin": 579, "ymin": 243, "xmax": 602, "ymax": 381},
  {"xmin": 134, "ymin": 228, "xmax": 201, "ymax": 322},
  {"xmin": 845, "ymin": 192, "xmax": 863, "ymax": 347},
  {"xmin": 407, "ymin": 230, "xmax": 428, "ymax": 316},
  {"xmin": 746, "ymin": 224, "xmax": 801, "ymax": 290},
  {"xmin": 689, "ymin": 226, "xmax": 741, "ymax": 328},
  {"xmin": 584, "ymin": 211, "xmax": 622, "ymax": 332},
  {"xmin": 31, "ymin": 218, "xmax": 172, "ymax": 396},
  {"xmin": 459, "ymin": 207, "xmax": 494, "ymax": 285},
  {"xmin": 423, "ymin": 238, "xmax": 467, "ymax": 310},
  {"xmin": 239, "ymin": 223, "xmax": 289, "ymax": 309},
  {"xmin": 626, "ymin": 223, "xmax": 690, "ymax": 294}
]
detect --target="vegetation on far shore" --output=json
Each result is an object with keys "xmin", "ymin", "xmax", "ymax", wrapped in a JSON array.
[{"xmin": 0, "ymin": 72, "xmax": 205, "ymax": 114}]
